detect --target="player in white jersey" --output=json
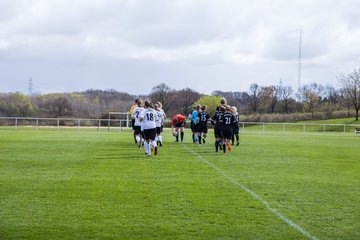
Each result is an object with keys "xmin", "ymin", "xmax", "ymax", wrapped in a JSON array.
[
  {"xmin": 156, "ymin": 102, "xmax": 166, "ymax": 132},
  {"xmin": 129, "ymin": 99, "xmax": 139, "ymax": 144},
  {"xmin": 140, "ymin": 101, "xmax": 159, "ymax": 156},
  {"xmin": 230, "ymin": 106, "xmax": 240, "ymax": 146},
  {"xmin": 155, "ymin": 103, "xmax": 165, "ymax": 146},
  {"xmin": 131, "ymin": 100, "xmax": 144, "ymax": 148}
]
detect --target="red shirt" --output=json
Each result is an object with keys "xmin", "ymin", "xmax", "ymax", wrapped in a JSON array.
[{"xmin": 171, "ymin": 114, "xmax": 186, "ymax": 127}]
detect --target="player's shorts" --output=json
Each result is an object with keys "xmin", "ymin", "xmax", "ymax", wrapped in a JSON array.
[
  {"xmin": 156, "ymin": 127, "xmax": 161, "ymax": 135},
  {"xmin": 233, "ymin": 125, "xmax": 239, "ymax": 135},
  {"xmin": 214, "ymin": 125, "xmax": 222, "ymax": 138},
  {"xmin": 221, "ymin": 126, "xmax": 233, "ymax": 139},
  {"xmin": 134, "ymin": 126, "xmax": 141, "ymax": 135},
  {"xmin": 190, "ymin": 122, "xmax": 195, "ymax": 131},
  {"xmin": 131, "ymin": 119, "xmax": 136, "ymax": 130},
  {"xmin": 175, "ymin": 120, "xmax": 186, "ymax": 128},
  {"xmin": 197, "ymin": 124, "xmax": 208, "ymax": 133},
  {"xmin": 143, "ymin": 128, "xmax": 157, "ymax": 141}
]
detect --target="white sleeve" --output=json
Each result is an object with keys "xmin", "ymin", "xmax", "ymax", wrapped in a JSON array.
[
  {"xmin": 132, "ymin": 108, "xmax": 137, "ymax": 119},
  {"xmin": 139, "ymin": 109, "xmax": 145, "ymax": 120}
]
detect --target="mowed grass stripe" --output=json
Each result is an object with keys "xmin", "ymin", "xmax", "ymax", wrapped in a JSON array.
[
  {"xmin": 199, "ymin": 133, "xmax": 360, "ymax": 240},
  {"xmin": 0, "ymin": 130, "xmax": 296, "ymax": 239},
  {"xmin": 175, "ymin": 132, "xmax": 360, "ymax": 239},
  {"xmin": 182, "ymin": 143, "xmax": 318, "ymax": 240},
  {"xmin": 0, "ymin": 128, "xmax": 359, "ymax": 239}
]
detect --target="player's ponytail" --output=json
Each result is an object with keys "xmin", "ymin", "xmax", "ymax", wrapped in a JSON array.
[{"xmin": 144, "ymin": 100, "xmax": 151, "ymax": 108}]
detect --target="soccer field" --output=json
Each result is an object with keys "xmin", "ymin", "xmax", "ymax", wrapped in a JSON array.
[{"xmin": 0, "ymin": 128, "xmax": 359, "ymax": 239}]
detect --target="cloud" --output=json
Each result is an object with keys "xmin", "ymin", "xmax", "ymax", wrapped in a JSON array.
[{"xmin": 1, "ymin": 0, "xmax": 360, "ymax": 94}]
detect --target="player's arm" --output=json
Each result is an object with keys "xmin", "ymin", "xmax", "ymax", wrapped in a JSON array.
[
  {"xmin": 171, "ymin": 118, "xmax": 175, "ymax": 132},
  {"xmin": 139, "ymin": 111, "xmax": 144, "ymax": 122},
  {"xmin": 129, "ymin": 105, "xmax": 136, "ymax": 116},
  {"xmin": 154, "ymin": 110, "xmax": 160, "ymax": 122},
  {"xmin": 180, "ymin": 116, "xmax": 186, "ymax": 127},
  {"xmin": 171, "ymin": 117, "xmax": 179, "ymax": 135},
  {"xmin": 131, "ymin": 109, "xmax": 135, "ymax": 118}
]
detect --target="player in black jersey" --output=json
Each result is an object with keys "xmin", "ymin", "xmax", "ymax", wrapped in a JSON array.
[
  {"xmin": 212, "ymin": 105, "xmax": 225, "ymax": 153},
  {"xmin": 196, "ymin": 105, "xmax": 211, "ymax": 144},
  {"xmin": 219, "ymin": 106, "xmax": 236, "ymax": 155},
  {"xmin": 212, "ymin": 98, "xmax": 228, "ymax": 152}
]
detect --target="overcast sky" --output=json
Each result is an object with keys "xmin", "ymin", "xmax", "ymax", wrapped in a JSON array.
[{"xmin": 1, "ymin": 0, "xmax": 360, "ymax": 95}]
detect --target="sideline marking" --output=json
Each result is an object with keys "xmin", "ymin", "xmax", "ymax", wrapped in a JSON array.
[{"xmin": 182, "ymin": 144, "xmax": 319, "ymax": 240}]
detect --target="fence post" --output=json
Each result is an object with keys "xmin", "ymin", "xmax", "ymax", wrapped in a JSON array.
[
  {"xmin": 15, "ymin": 118, "xmax": 18, "ymax": 129},
  {"xmin": 108, "ymin": 113, "xmax": 111, "ymax": 132},
  {"xmin": 126, "ymin": 114, "xmax": 129, "ymax": 128}
]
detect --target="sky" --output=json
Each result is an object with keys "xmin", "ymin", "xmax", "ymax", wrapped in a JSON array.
[{"xmin": 1, "ymin": 0, "xmax": 360, "ymax": 95}]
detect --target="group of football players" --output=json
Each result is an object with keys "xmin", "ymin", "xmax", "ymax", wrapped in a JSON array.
[
  {"xmin": 129, "ymin": 98, "xmax": 240, "ymax": 156},
  {"xmin": 129, "ymin": 99, "xmax": 166, "ymax": 157}
]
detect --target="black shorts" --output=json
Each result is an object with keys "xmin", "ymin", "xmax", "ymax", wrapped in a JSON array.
[
  {"xmin": 197, "ymin": 124, "xmax": 208, "ymax": 133},
  {"xmin": 131, "ymin": 119, "xmax": 136, "ymax": 130},
  {"xmin": 175, "ymin": 120, "xmax": 186, "ymax": 128},
  {"xmin": 134, "ymin": 126, "xmax": 141, "ymax": 135},
  {"xmin": 221, "ymin": 126, "xmax": 233, "ymax": 139},
  {"xmin": 214, "ymin": 125, "xmax": 222, "ymax": 138},
  {"xmin": 190, "ymin": 122, "xmax": 195, "ymax": 131},
  {"xmin": 233, "ymin": 125, "xmax": 239, "ymax": 135},
  {"xmin": 156, "ymin": 127, "xmax": 161, "ymax": 135},
  {"xmin": 143, "ymin": 128, "xmax": 157, "ymax": 141}
]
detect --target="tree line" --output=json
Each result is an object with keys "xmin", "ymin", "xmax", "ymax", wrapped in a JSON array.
[{"xmin": 1, "ymin": 68, "xmax": 360, "ymax": 121}]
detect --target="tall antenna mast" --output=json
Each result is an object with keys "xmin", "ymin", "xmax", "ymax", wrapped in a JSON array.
[
  {"xmin": 28, "ymin": 77, "xmax": 33, "ymax": 95},
  {"xmin": 298, "ymin": 30, "xmax": 302, "ymax": 92}
]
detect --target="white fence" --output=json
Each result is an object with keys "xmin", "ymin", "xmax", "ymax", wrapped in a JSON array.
[
  {"xmin": 0, "ymin": 117, "xmax": 129, "ymax": 131},
  {"xmin": 238, "ymin": 122, "xmax": 360, "ymax": 134},
  {"xmin": 1, "ymin": 117, "xmax": 360, "ymax": 134}
]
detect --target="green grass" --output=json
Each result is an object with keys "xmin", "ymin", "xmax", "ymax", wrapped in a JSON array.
[
  {"xmin": 240, "ymin": 117, "xmax": 360, "ymax": 133},
  {"xmin": 0, "ymin": 128, "xmax": 359, "ymax": 239},
  {"xmin": 296, "ymin": 117, "xmax": 360, "ymax": 125}
]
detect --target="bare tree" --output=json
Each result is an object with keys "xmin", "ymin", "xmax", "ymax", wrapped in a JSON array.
[
  {"xmin": 249, "ymin": 83, "xmax": 261, "ymax": 113},
  {"xmin": 45, "ymin": 96, "xmax": 72, "ymax": 118},
  {"xmin": 211, "ymin": 90, "xmax": 242, "ymax": 112},
  {"xmin": 299, "ymin": 83, "xmax": 324, "ymax": 118},
  {"xmin": 149, "ymin": 83, "xmax": 175, "ymax": 113},
  {"xmin": 321, "ymin": 85, "xmax": 339, "ymax": 118},
  {"xmin": 338, "ymin": 68, "xmax": 360, "ymax": 120},
  {"xmin": 172, "ymin": 88, "xmax": 201, "ymax": 116},
  {"xmin": 338, "ymin": 88, "xmax": 353, "ymax": 117},
  {"xmin": 259, "ymin": 85, "xmax": 279, "ymax": 113},
  {"xmin": 269, "ymin": 85, "xmax": 280, "ymax": 113},
  {"xmin": 279, "ymin": 85, "xmax": 293, "ymax": 113}
]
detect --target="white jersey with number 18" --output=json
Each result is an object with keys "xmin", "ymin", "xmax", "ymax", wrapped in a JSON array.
[{"xmin": 140, "ymin": 108, "xmax": 158, "ymax": 129}]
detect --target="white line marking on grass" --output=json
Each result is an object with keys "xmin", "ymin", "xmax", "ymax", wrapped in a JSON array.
[{"xmin": 182, "ymin": 144, "xmax": 319, "ymax": 240}]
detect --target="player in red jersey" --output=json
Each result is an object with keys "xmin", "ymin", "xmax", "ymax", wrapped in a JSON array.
[{"xmin": 171, "ymin": 114, "xmax": 186, "ymax": 142}]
